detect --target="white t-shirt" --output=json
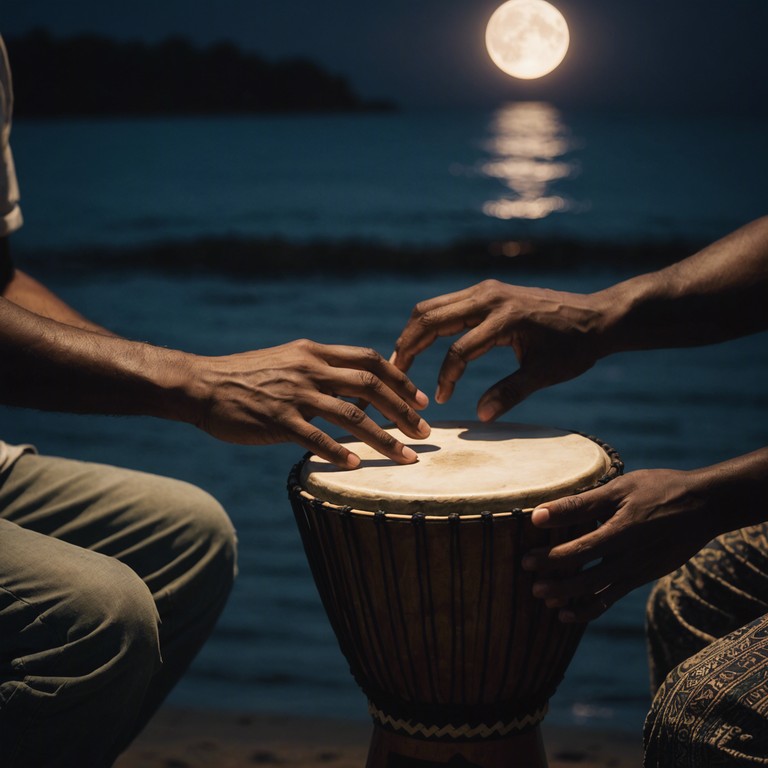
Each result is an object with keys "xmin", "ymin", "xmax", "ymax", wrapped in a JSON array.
[
  {"xmin": 1, "ymin": 34, "xmax": 29, "ymax": 473},
  {"xmin": 0, "ymin": 35, "xmax": 22, "ymax": 237}
]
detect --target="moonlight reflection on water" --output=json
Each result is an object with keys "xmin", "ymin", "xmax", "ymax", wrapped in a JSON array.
[{"xmin": 481, "ymin": 101, "xmax": 576, "ymax": 222}]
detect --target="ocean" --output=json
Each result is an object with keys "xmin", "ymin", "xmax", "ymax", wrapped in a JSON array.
[
  {"xmin": 10, "ymin": 103, "xmax": 768, "ymax": 253},
  {"xmin": 3, "ymin": 105, "xmax": 768, "ymax": 734}
]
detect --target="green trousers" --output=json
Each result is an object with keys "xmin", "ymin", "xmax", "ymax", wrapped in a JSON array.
[{"xmin": 0, "ymin": 452, "xmax": 237, "ymax": 767}]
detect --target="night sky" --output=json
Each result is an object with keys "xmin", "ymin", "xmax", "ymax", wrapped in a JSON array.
[{"xmin": 3, "ymin": 0, "xmax": 767, "ymax": 113}]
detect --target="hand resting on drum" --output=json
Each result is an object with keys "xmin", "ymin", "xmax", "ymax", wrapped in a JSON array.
[
  {"xmin": 190, "ymin": 340, "xmax": 431, "ymax": 467},
  {"xmin": 521, "ymin": 447, "xmax": 768, "ymax": 622},
  {"xmin": 392, "ymin": 217, "xmax": 768, "ymax": 421}
]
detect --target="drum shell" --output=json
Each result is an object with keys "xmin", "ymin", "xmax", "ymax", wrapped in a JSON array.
[{"xmin": 289, "ymin": 486, "xmax": 592, "ymax": 733}]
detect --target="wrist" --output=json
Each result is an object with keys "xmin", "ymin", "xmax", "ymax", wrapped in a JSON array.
[
  {"xmin": 589, "ymin": 271, "xmax": 670, "ymax": 357},
  {"xmin": 585, "ymin": 285, "xmax": 634, "ymax": 359},
  {"xmin": 140, "ymin": 347, "xmax": 206, "ymax": 425},
  {"xmin": 686, "ymin": 448, "xmax": 768, "ymax": 533}
]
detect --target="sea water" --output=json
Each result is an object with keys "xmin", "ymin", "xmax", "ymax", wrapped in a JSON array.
[{"xmin": 9, "ymin": 105, "xmax": 767, "ymax": 254}]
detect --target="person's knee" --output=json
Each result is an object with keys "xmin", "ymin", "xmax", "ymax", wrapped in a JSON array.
[
  {"xmin": 644, "ymin": 652, "xmax": 717, "ymax": 767},
  {"xmin": 70, "ymin": 556, "xmax": 161, "ymax": 670},
  {"xmin": 16, "ymin": 554, "xmax": 162, "ymax": 699},
  {"xmin": 644, "ymin": 618, "xmax": 768, "ymax": 767},
  {"xmin": 644, "ymin": 666, "xmax": 679, "ymax": 766}
]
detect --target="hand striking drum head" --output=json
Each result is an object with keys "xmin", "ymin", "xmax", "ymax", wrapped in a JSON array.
[
  {"xmin": 300, "ymin": 421, "xmax": 612, "ymax": 514},
  {"xmin": 288, "ymin": 422, "xmax": 622, "ymax": 768}
]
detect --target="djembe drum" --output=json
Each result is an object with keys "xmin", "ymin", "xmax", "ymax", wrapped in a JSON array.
[{"xmin": 288, "ymin": 422, "xmax": 622, "ymax": 768}]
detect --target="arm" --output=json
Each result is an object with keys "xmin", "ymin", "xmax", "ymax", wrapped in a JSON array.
[
  {"xmin": 521, "ymin": 447, "xmax": 768, "ymax": 622},
  {"xmin": 2, "ymin": 268, "xmax": 116, "ymax": 335},
  {"xmin": 596, "ymin": 215, "xmax": 768, "ymax": 353},
  {"xmin": 0, "ymin": 237, "xmax": 114, "ymax": 335},
  {"xmin": 393, "ymin": 217, "xmax": 768, "ymax": 420},
  {"xmin": 0, "ymin": 248, "xmax": 429, "ymax": 468}
]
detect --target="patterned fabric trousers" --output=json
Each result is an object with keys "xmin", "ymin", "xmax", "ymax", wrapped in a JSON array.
[{"xmin": 645, "ymin": 524, "xmax": 768, "ymax": 766}]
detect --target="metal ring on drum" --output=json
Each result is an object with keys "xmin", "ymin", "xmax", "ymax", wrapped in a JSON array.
[{"xmin": 287, "ymin": 421, "xmax": 623, "ymax": 768}]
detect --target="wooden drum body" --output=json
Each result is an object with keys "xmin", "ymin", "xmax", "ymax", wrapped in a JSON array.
[{"xmin": 288, "ymin": 422, "xmax": 622, "ymax": 768}]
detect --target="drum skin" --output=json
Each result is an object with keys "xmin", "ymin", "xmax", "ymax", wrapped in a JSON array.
[{"xmin": 288, "ymin": 423, "xmax": 623, "ymax": 767}]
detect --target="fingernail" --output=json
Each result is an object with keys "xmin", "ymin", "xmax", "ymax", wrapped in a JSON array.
[
  {"xmin": 389, "ymin": 351, "xmax": 398, "ymax": 364},
  {"xmin": 347, "ymin": 453, "xmax": 361, "ymax": 469},
  {"xmin": 402, "ymin": 446, "xmax": 419, "ymax": 462},
  {"xmin": 559, "ymin": 610, "xmax": 575, "ymax": 623},
  {"xmin": 435, "ymin": 387, "xmax": 445, "ymax": 404},
  {"xmin": 531, "ymin": 507, "xmax": 550, "ymax": 525},
  {"xmin": 532, "ymin": 582, "xmax": 547, "ymax": 598},
  {"xmin": 477, "ymin": 403, "xmax": 496, "ymax": 422},
  {"xmin": 415, "ymin": 390, "xmax": 429, "ymax": 408},
  {"xmin": 417, "ymin": 418, "xmax": 431, "ymax": 437},
  {"xmin": 521, "ymin": 556, "xmax": 536, "ymax": 570}
]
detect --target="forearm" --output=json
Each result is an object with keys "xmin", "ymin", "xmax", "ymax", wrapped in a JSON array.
[
  {"xmin": 0, "ymin": 297, "xmax": 195, "ymax": 420},
  {"xmin": 593, "ymin": 216, "xmax": 768, "ymax": 355},
  {"xmin": 689, "ymin": 447, "xmax": 768, "ymax": 534},
  {"xmin": 2, "ymin": 269, "xmax": 116, "ymax": 335},
  {"xmin": 0, "ymin": 239, "xmax": 115, "ymax": 335}
]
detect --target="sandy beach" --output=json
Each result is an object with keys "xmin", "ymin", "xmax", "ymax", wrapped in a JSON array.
[{"xmin": 115, "ymin": 707, "xmax": 643, "ymax": 768}]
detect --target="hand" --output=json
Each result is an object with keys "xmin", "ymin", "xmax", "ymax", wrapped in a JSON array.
[
  {"xmin": 392, "ymin": 279, "xmax": 608, "ymax": 420},
  {"xmin": 189, "ymin": 339, "xmax": 430, "ymax": 468},
  {"xmin": 521, "ymin": 469, "xmax": 721, "ymax": 622}
]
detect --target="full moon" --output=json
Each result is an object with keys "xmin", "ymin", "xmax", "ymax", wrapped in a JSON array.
[{"xmin": 485, "ymin": 0, "xmax": 570, "ymax": 80}]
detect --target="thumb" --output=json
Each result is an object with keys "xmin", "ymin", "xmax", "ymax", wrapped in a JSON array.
[
  {"xmin": 532, "ymin": 484, "xmax": 614, "ymax": 528},
  {"xmin": 477, "ymin": 367, "xmax": 543, "ymax": 421}
]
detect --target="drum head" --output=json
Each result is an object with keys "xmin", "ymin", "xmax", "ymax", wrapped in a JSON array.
[{"xmin": 300, "ymin": 421, "xmax": 612, "ymax": 515}]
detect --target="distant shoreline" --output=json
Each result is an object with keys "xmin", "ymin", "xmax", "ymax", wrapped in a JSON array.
[
  {"xmin": 17, "ymin": 235, "xmax": 704, "ymax": 278},
  {"xmin": 6, "ymin": 30, "xmax": 396, "ymax": 118}
]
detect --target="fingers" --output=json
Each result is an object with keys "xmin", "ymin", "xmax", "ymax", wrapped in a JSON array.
[
  {"xmin": 527, "ymin": 554, "xmax": 631, "ymax": 623},
  {"xmin": 434, "ymin": 322, "xmax": 500, "ymax": 404},
  {"xmin": 532, "ymin": 563, "xmax": 612, "ymax": 604},
  {"xmin": 319, "ymin": 344, "xmax": 429, "ymax": 409},
  {"xmin": 393, "ymin": 298, "xmax": 484, "ymax": 372},
  {"xmin": 557, "ymin": 582, "xmax": 630, "ymax": 623},
  {"xmin": 309, "ymin": 394, "xmax": 420, "ymax": 465},
  {"xmin": 476, "ymin": 366, "xmax": 546, "ymax": 421},
  {"xmin": 522, "ymin": 525, "xmax": 611, "ymax": 574},
  {"xmin": 530, "ymin": 485, "xmax": 616, "ymax": 529},
  {"xmin": 287, "ymin": 418, "xmax": 362, "ymax": 470},
  {"xmin": 522, "ymin": 500, "xmax": 631, "ymax": 623},
  {"xmin": 321, "ymin": 367, "xmax": 430, "ymax": 440}
]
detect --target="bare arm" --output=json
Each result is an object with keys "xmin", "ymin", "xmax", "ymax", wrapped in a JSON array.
[
  {"xmin": 0, "ymin": 242, "xmax": 430, "ymax": 467},
  {"xmin": 393, "ymin": 216, "xmax": 768, "ymax": 419},
  {"xmin": 2, "ymin": 269, "xmax": 116, "ymax": 335},
  {"xmin": 596, "ymin": 215, "xmax": 768, "ymax": 354},
  {"xmin": 0, "ymin": 238, "xmax": 114, "ymax": 335}
]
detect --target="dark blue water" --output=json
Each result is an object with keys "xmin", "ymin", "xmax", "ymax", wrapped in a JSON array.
[
  {"xmin": 10, "ymin": 105, "xmax": 768, "ymax": 253},
  {"xmin": 2, "ymin": 269, "xmax": 766, "ymax": 733}
]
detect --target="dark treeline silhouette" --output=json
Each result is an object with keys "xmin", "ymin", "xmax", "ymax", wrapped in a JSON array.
[
  {"xmin": 6, "ymin": 29, "xmax": 394, "ymax": 117},
  {"xmin": 17, "ymin": 236, "xmax": 699, "ymax": 278}
]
